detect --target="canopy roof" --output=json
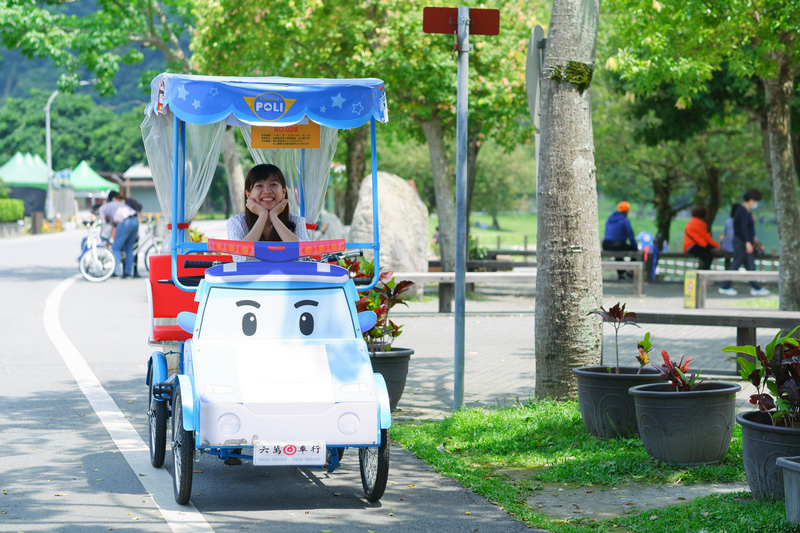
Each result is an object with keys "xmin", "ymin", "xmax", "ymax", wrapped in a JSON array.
[
  {"xmin": 70, "ymin": 160, "xmax": 119, "ymax": 192},
  {"xmin": 144, "ymin": 73, "xmax": 388, "ymax": 129},
  {"xmin": 0, "ymin": 152, "xmax": 48, "ymax": 190}
]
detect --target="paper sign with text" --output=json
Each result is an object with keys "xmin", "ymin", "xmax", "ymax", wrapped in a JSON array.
[{"xmin": 252, "ymin": 122, "xmax": 321, "ymax": 149}]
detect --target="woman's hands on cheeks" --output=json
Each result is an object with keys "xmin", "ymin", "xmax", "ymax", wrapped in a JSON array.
[
  {"xmin": 268, "ymin": 199, "xmax": 289, "ymax": 222},
  {"xmin": 246, "ymin": 197, "xmax": 268, "ymax": 217}
]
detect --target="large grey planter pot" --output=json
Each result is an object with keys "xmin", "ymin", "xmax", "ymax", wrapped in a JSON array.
[
  {"xmin": 630, "ymin": 381, "xmax": 741, "ymax": 465},
  {"xmin": 737, "ymin": 410, "xmax": 800, "ymax": 501},
  {"xmin": 573, "ymin": 366, "xmax": 661, "ymax": 439},
  {"xmin": 369, "ymin": 347, "xmax": 413, "ymax": 411},
  {"xmin": 776, "ymin": 456, "xmax": 800, "ymax": 523}
]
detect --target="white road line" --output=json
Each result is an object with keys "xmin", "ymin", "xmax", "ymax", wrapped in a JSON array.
[{"xmin": 44, "ymin": 276, "xmax": 214, "ymax": 533}]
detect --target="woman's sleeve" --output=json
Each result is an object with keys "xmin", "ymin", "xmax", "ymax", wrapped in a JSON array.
[
  {"xmin": 227, "ymin": 215, "xmax": 246, "ymax": 241},
  {"xmin": 293, "ymin": 215, "xmax": 311, "ymax": 241},
  {"xmin": 226, "ymin": 215, "xmax": 249, "ymax": 262}
]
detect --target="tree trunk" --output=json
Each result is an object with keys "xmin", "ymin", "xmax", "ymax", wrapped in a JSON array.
[
  {"xmin": 420, "ymin": 116, "xmax": 456, "ymax": 271},
  {"xmin": 343, "ymin": 128, "xmax": 368, "ymax": 225},
  {"xmin": 222, "ymin": 127, "xmax": 245, "ymax": 215},
  {"xmin": 535, "ymin": 0, "xmax": 602, "ymax": 400},
  {"xmin": 763, "ymin": 61, "xmax": 800, "ymax": 310},
  {"xmin": 653, "ymin": 177, "xmax": 674, "ymax": 250}
]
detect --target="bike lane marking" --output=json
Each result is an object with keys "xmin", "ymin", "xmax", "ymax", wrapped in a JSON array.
[{"xmin": 44, "ymin": 276, "xmax": 214, "ymax": 533}]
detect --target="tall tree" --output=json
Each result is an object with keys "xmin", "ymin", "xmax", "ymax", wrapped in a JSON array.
[
  {"xmin": 0, "ymin": 0, "xmax": 251, "ymax": 215},
  {"xmin": 192, "ymin": 1, "xmax": 543, "ymax": 271},
  {"xmin": 606, "ymin": 0, "xmax": 800, "ymax": 310},
  {"xmin": 535, "ymin": 0, "xmax": 602, "ymax": 399},
  {"xmin": 191, "ymin": 1, "xmax": 388, "ymax": 224}
]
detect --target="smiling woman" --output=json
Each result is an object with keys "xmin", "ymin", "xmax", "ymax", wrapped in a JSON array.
[{"xmin": 226, "ymin": 163, "xmax": 310, "ymax": 253}]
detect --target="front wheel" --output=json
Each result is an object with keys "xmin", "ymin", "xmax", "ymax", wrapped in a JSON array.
[
  {"xmin": 143, "ymin": 244, "xmax": 159, "ymax": 273},
  {"xmin": 79, "ymin": 247, "xmax": 115, "ymax": 282},
  {"xmin": 171, "ymin": 386, "xmax": 194, "ymax": 505},
  {"xmin": 359, "ymin": 429, "xmax": 389, "ymax": 502},
  {"xmin": 148, "ymin": 367, "xmax": 168, "ymax": 468}
]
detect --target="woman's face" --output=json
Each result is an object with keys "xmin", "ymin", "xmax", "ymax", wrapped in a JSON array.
[{"xmin": 246, "ymin": 176, "xmax": 285, "ymax": 210}]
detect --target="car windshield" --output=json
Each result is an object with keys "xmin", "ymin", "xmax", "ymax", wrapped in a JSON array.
[{"xmin": 197, "ymin": 287, "xmax": 357, "ymax": 341}]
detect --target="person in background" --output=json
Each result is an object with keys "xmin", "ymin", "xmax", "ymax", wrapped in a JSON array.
[
  {"xmin": 683, "ymin": 205, "xmax": 720, "ymax": 270},
  {"xmin": 98, "ymin": 190, "xmax": 140, "ymax": 278},
  {"xmin": 122, "ymin": 193, "xmax": 143, "ymax": 278},
  {"xmin": 602, "ymin": 201, "xmax": 638, "ymax": 280},
  {"xmin": 718, "ymin": 189, "xmax": 770, "ymax": 297}
]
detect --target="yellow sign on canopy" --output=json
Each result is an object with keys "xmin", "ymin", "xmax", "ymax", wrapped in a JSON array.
[{"xmin": 251, "ymin": 122, "xmax": 321, "ymax": 149}]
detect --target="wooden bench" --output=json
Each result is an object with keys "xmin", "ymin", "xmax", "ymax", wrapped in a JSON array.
[
  {"xmin": 685, "ymin": 269, "xmax": 779, "ymax": 308},
  {"xmin": 633, "ymin": 308, "xmax": 800, "ymax": 371},
  {"xmin": 486, "ymin": 249, "xmax": 537, "ymax": 260},
  {"xmin": 394, "ymin": 270, "xmax": 537, "ymax": 313},
  {"xmin": 428, "ymin": 259, "xmax": 516, "ymax": 271}
]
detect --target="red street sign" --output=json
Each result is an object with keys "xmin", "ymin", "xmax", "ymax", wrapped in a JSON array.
[{"xmin": 422, "ymin": 7, "xmax": 500, "ymax": 35}]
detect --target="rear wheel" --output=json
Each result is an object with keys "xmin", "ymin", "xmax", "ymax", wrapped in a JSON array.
[
  {"xmin": 359, "ymin": 429, "xmax": 389, "ymax": 502},
  {"xmin": 148, "ymin": 366, "xmax": 167, "ymax": 468},
  {"xmin": 79, "ymin": 247, "xmax": 115, "ymax": 282},
  {"xmin": 171, "ymin": 386, "xmax": 194, "ymax": 505},
  {"xmin": 144, "ymin": 244, "xmax": 159, "ymax": 272}
]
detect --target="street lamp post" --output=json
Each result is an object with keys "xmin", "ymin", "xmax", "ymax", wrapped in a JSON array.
[{"xmin": 44, "ymin": 79, "xmax": 97, "ymax": 221}]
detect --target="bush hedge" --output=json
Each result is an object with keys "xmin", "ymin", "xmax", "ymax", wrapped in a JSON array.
[{"xmin": 0, "ymin": 199, "xmax": 24, "ymax": 223}]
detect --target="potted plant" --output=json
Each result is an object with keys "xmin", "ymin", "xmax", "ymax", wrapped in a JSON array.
[
  {"xmin": 573, "ymin": 303, "xmax": 661, "ymax": 439},
  {"xmin": 629, "ymin": 350, "xmax": 741, "ymax": 465},
  {"xmin": 342, "ymin": 257, "xmax": 415, "ymax": 411},
  {"xmin": 723, "ymin": 327, "xmax": 800, "ymax": 500}
]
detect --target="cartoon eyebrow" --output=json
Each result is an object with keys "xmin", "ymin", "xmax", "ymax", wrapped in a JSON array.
[
  {"xmin": 294, "ymin": 300, "xmax": 319, "ymax": 308},
  {"xmin": 236, "ymin": 300, "xmax": 261, "ymax": 308}
]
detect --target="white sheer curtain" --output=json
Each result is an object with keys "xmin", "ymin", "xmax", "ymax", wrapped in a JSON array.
[
  {"xmin": 239, "ymin": 124, "xmax": 338, "ymax": 227},
  {"xmin": 141, "ymin": 113, "xmax": 226, "ymax": 226}
]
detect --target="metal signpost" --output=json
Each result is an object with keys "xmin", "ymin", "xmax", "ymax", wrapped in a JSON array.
[{"xmin": 423, "ymin": 6, "xmax": 499, "ymax": 410}]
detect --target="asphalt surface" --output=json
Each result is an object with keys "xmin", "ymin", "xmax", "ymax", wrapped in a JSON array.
[{"xmin": 1, "ymin": 221, "xmax": 778, "ymax": 532}]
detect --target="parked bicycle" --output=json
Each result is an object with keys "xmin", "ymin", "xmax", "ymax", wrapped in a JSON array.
[
  {"xmin": 137, "ymin": 214, "xmax": 166, "ymax": 272},
  {"xmin": 79, "ymin": 218, "xmax": 116, "ymax": 282}
]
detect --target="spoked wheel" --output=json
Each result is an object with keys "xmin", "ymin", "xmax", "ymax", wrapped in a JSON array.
[
  {"xmin": 171, "ymin": 385, "xmax": 194, "ymax": 505},
  {"xmin": 79, "ymin": 248, "xmax": 115, "ymax": 282},
  {"xmin": 359, "ymin": 429, "xmax": 389, "ymax": 502},
  {"xmin": 144, "ymin": 244, "xmax": 159, "ymax": 272},
  {"xmin": 148, "ymin": 367, "xmax": 168, "ymax": 468}
]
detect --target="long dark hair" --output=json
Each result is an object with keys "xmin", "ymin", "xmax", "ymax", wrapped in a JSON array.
[{"xmin": 243, "ymin": 164, "xmax": 296, "ymax": 241}]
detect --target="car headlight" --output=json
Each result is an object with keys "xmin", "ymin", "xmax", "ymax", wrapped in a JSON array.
[
  {"xmin": 217, "ymin": 413, "xmax": 241, "ymax": 436},
  {"xmin": 337, "ymin": 412, "xmax": 360, "ymax": 435}
]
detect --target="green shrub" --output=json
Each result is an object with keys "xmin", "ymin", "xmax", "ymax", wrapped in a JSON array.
[{"xmin": 0, "ymin": 198, "xmax": 24, "ymax": 222}]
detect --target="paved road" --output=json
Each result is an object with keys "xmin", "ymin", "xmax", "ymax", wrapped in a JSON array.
[{"xmin": 0, "ymin": 227, "xmax": 531, "ymax": 533}]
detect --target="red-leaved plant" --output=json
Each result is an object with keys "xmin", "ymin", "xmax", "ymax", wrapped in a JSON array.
[
  {"xmin": 341, "ymin": 257, "xmax": 415, "ymax": 352},
  {"xmin": 651, "ymin": 351, "xmax": 700, "ymax": 391},
  {"xmin": 723, "ymin": 327, "xmax": 800, "ymax": 427},
  {"xmin": 590, "ymin": 302, "xmax": 646, "ymax": 373}
]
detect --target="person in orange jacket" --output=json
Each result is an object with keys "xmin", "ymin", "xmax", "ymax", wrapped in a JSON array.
[{"xmin": 683, "ymin": 205, "xmax": 720, "ymax": 270}]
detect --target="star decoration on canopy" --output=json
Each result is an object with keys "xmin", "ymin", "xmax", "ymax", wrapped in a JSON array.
[
  {"xmin": 352, "ymin": 102, "xmax": 364, "ymax": 115},
  {"xmin": 192, "ymin": 99, "xmax": 201, "ymax": 110},
  {"xmin": 177, "ymin": 85, "xmax": 189, "ymax": 100},
  {"xmin": 331, "ymin": 93, "xmax": 346, "ymax": 108}
]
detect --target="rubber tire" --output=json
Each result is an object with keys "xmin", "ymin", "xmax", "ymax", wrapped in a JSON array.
[
  {"xmin": 359, "ymin": 429, "xmax": 389, "ymax": 502},
  {"xmin": 171, "ymin": 386, "xmax": 194, "ymax": 505},
  {"xmin": 79, "ymin": 247, "xmax": 115, "ymax": 282},
  {"xmin": 144, "ymin": 244, "xmax": 159, "ymax": 273},
  {"xmin": 148, "ymin": 367, "xmax": 168, "ymax": 468}
]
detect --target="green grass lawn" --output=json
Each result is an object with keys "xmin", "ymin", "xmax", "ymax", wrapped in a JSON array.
[{"xmin": 393, "ymin": 399, "xmax": 799, "ymax": 532}]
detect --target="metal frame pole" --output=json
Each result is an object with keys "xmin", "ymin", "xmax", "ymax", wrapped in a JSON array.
[{"xmin": 454, "ymin": 5, "xmax": 471, "ymax": 410}]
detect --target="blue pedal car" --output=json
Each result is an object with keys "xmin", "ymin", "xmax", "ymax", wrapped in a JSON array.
[{"xmin": 141, "ymin": 73, "xmax": 392, "ymax": 504}]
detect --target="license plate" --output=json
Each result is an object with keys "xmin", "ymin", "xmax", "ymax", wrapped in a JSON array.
[{"xmin": 252, "ymin": 440, "xmax": 326, "ymax": 466}]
